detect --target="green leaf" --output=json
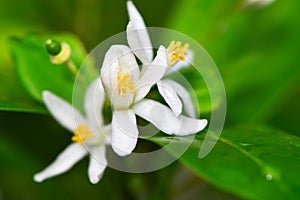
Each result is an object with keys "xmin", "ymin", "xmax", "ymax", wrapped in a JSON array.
[
  {"xmin": 0, "ymin": 6, "xmax": 49, "ymax": 113},
  {"xmin": 147, "ymin": 125, "xmax": 300, "ymax": 199},
  {"xmin": 0, "ymin": 45, "xmax": 47, "ymax": 113},
  {"xmin": 0, "ymin": 70, "xmax": 47, "ymax": 113},
  {"xmin": 166, "ymin": 0, "xmax": 300, "ymax": 122},
  {"xmin": 9, "ymin": 33, "xmax": 89, "ymax": 104}
]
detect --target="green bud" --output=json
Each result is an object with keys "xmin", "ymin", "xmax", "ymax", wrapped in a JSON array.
[{"xmin": 46, "ymin": 39, "xmax": 62, "ymax": 55}]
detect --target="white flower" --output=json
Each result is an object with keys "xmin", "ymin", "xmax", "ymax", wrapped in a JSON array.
[
  {"xmin": 126, "ymin": 1, "xmax": 196, "ymax": 118},
  {"xmin": 33, "ymin": 78, "xmax": 111, "ymax": 184},
  {"xmin": 100, "ymin": 44, "xmax": 207, "ymax": 157}
]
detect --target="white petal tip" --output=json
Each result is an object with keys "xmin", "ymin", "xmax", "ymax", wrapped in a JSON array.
[
  {"xmin": 42, "ymin": 90, "xmax": 51, "ymax": 98},
  {"xmin": 172, "ymin": 102, "xmax": 182, "ymax": 117},
  {"xmin": 90, "ymin": 177, "xmax": 100, "ymax": 184},
  {"xmin": 174, "ymin": 110, "xmax": 181, "ymax": 117},
  {"xmin": 158, "ymin": 45, "xmax": 166, "ymax": 51},
  {"xmin": 198, "ymin": 119, "xmax": 208, "ymax": 131},
  {"xmin": 127, "ymin": 1, "xmax": 134, "ymax": 8},
  {"xmin": 42, "ymin": 91, "xmax": 57, "ymax": 103},
  {"xmin": 112, "ymin": 146, "xmax": 132, "ymax": 157},
  {"xmin": 127, "ymin": 21, "xmax": 133, "ymax": 28},
  {"xmin": 33, "ymin": 174, "xmax": 44, "ymax": 183}
]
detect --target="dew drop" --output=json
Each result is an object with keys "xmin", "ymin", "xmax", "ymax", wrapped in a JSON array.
[
  {"xmin": 288, "ymin": 140, "xmax": 300, "ymax": 147},
  {"xmin": 265, "ymin": 173, "xmax": 273, "ymax": 181}
]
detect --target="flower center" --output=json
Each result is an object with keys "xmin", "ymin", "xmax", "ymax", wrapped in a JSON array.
[
  {"xmin": 167, "ymin": 41, "xmax": 190, "ymax": 65},
  {"xmin": 117, "ymin": 73, "xmax": 136, "ymax": 97},
  {"xmin": 72, "ymin": 124, "xmax": 93, "ymax": 144}
]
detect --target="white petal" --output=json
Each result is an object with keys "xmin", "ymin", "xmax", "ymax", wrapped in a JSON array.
[
  {"xmin": 103, "ymin": 124, "xmax": 112, "ymax": 144},
  {"xmin": 111, "ymin": 110, "xmax": 139, "ymax": 156},
  {"xmin": 127, "ymin": 21, "xmax": 152, "ymax": 65},
  {"xmin": 100, "ymin": 52, "xmax": 119, "ymax": 99},
  {"xmin": 134, "ymin": 46, "xmax": 168, "ymax": 102},
  {"xmin": 127, "ymin": 1, "xmax": 148, "ymax": 30},
  {"xmin": 87, "ymin": 123, "xmax": 112, "ymax": 146},
  {"xmin": 133, "ymin": 99, "xmax": 207, "ymax": 136},
  {"xmin": 101, "ymin": 45, "xmax": 140, "ymax": 86},
  {"xmin": 85, "ymin": 78, "xmax": 105, "ymax": 126},
  {"xmin": 42, "ymin": 91, "xmax": 86, "ymax": 132},
  {"xmin": 33, "ymin": 143, "xmax": 87, "ymax": 182},
  {"xmin": 157, "ymin": 80, "xmax": 182, "ymax": 116},
  {"xmin": 100, "ymin": 45, "xmax": 139, "ymax": 109},
  {"xmin": 126, "ymin": 1, "xmax": 153, "ymax": 64},
  {"xmin": 167, "ymin": 49, "xmax": 194, "ymax": 75},
  {"xmin": 164, "ymin": 79, "xmax": 196, "ymax": 118},
  {"xmin": 88, "ymin": 145, "xmax": 107, "ymax": 184}
]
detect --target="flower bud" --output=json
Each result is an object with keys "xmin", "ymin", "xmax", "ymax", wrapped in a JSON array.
[{"xmin": 46, "ymin": 39, "xmax": 62, "ymax": 56}]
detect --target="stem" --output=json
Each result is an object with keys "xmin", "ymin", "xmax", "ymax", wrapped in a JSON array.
[{"xmin": 66, "ymin": 60, "xmax": 78, "ymax": 75}]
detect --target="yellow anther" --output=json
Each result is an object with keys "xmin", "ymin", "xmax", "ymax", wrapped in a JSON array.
[
  {"xmin": 72, "ymin": 124, "xmax": 93, "ymax": 144},
  {"xmin": 117, "ymin": 73, "xmax": 135, "ymax": 97},
  {"xmin": 167, "ymin": 40, "xmax": 190, "ymax": 65}
]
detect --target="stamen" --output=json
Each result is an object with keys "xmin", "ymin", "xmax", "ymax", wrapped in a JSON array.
[
  {"xmin": 45, "ymin": 39, "xmax": 78, "ymax": 75},
  {"xmin": 117, "ymin": 73, "xmax": 135, "ymax": 97},
  {"xmin": 72, "ymin": 124, "xmax": 93, "ymax": 144},
  {"xmin": 167, "ymin": 40, "xmax": 190, "ymax": 65}
]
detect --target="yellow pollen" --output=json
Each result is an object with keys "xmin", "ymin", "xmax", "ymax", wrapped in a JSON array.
[
  {"xmin": 72, "ymin": 124, "xmax": 93, "ymax": 144},
  {"xmin": 117, "ymin": 73, "xmax": 135, "ymax": 97},
  {"xmin": 167, "ymin": 41, "xmax": 190, "ymax": 64}
]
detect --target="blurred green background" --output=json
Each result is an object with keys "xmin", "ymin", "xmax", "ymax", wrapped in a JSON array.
[{"xmin": 1, "ymin": 0, "xmax": 300, "ymax": 199}]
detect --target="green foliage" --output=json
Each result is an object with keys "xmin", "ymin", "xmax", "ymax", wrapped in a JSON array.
[
  {"xmin": 0, "ymin": 0, "xmax": 48, "ymax": 113},
  {"xmin": 1, "ymin": 0, "xmax": 300, "ymax": 199},
  {"xmin": 0, "ymin": 134, "xmax": 69, "ymax": 199},
  {"xmin": 167, "ymin": 0, "xmax": 300, "ymax": 123},
  {"xmin": 9, "ymin": 34, "xmax": 88, "ymax": 104},
  {"xmin": 0, "ymin": 129, "xmax": 128, "ymax": 200},
  {"xmin": 0, "ymin": 67, "xmax": 46, "ymax": 113},
  {"xmin": 148, "ymin": 125, "xmax": 300, "ymax": 199}
]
